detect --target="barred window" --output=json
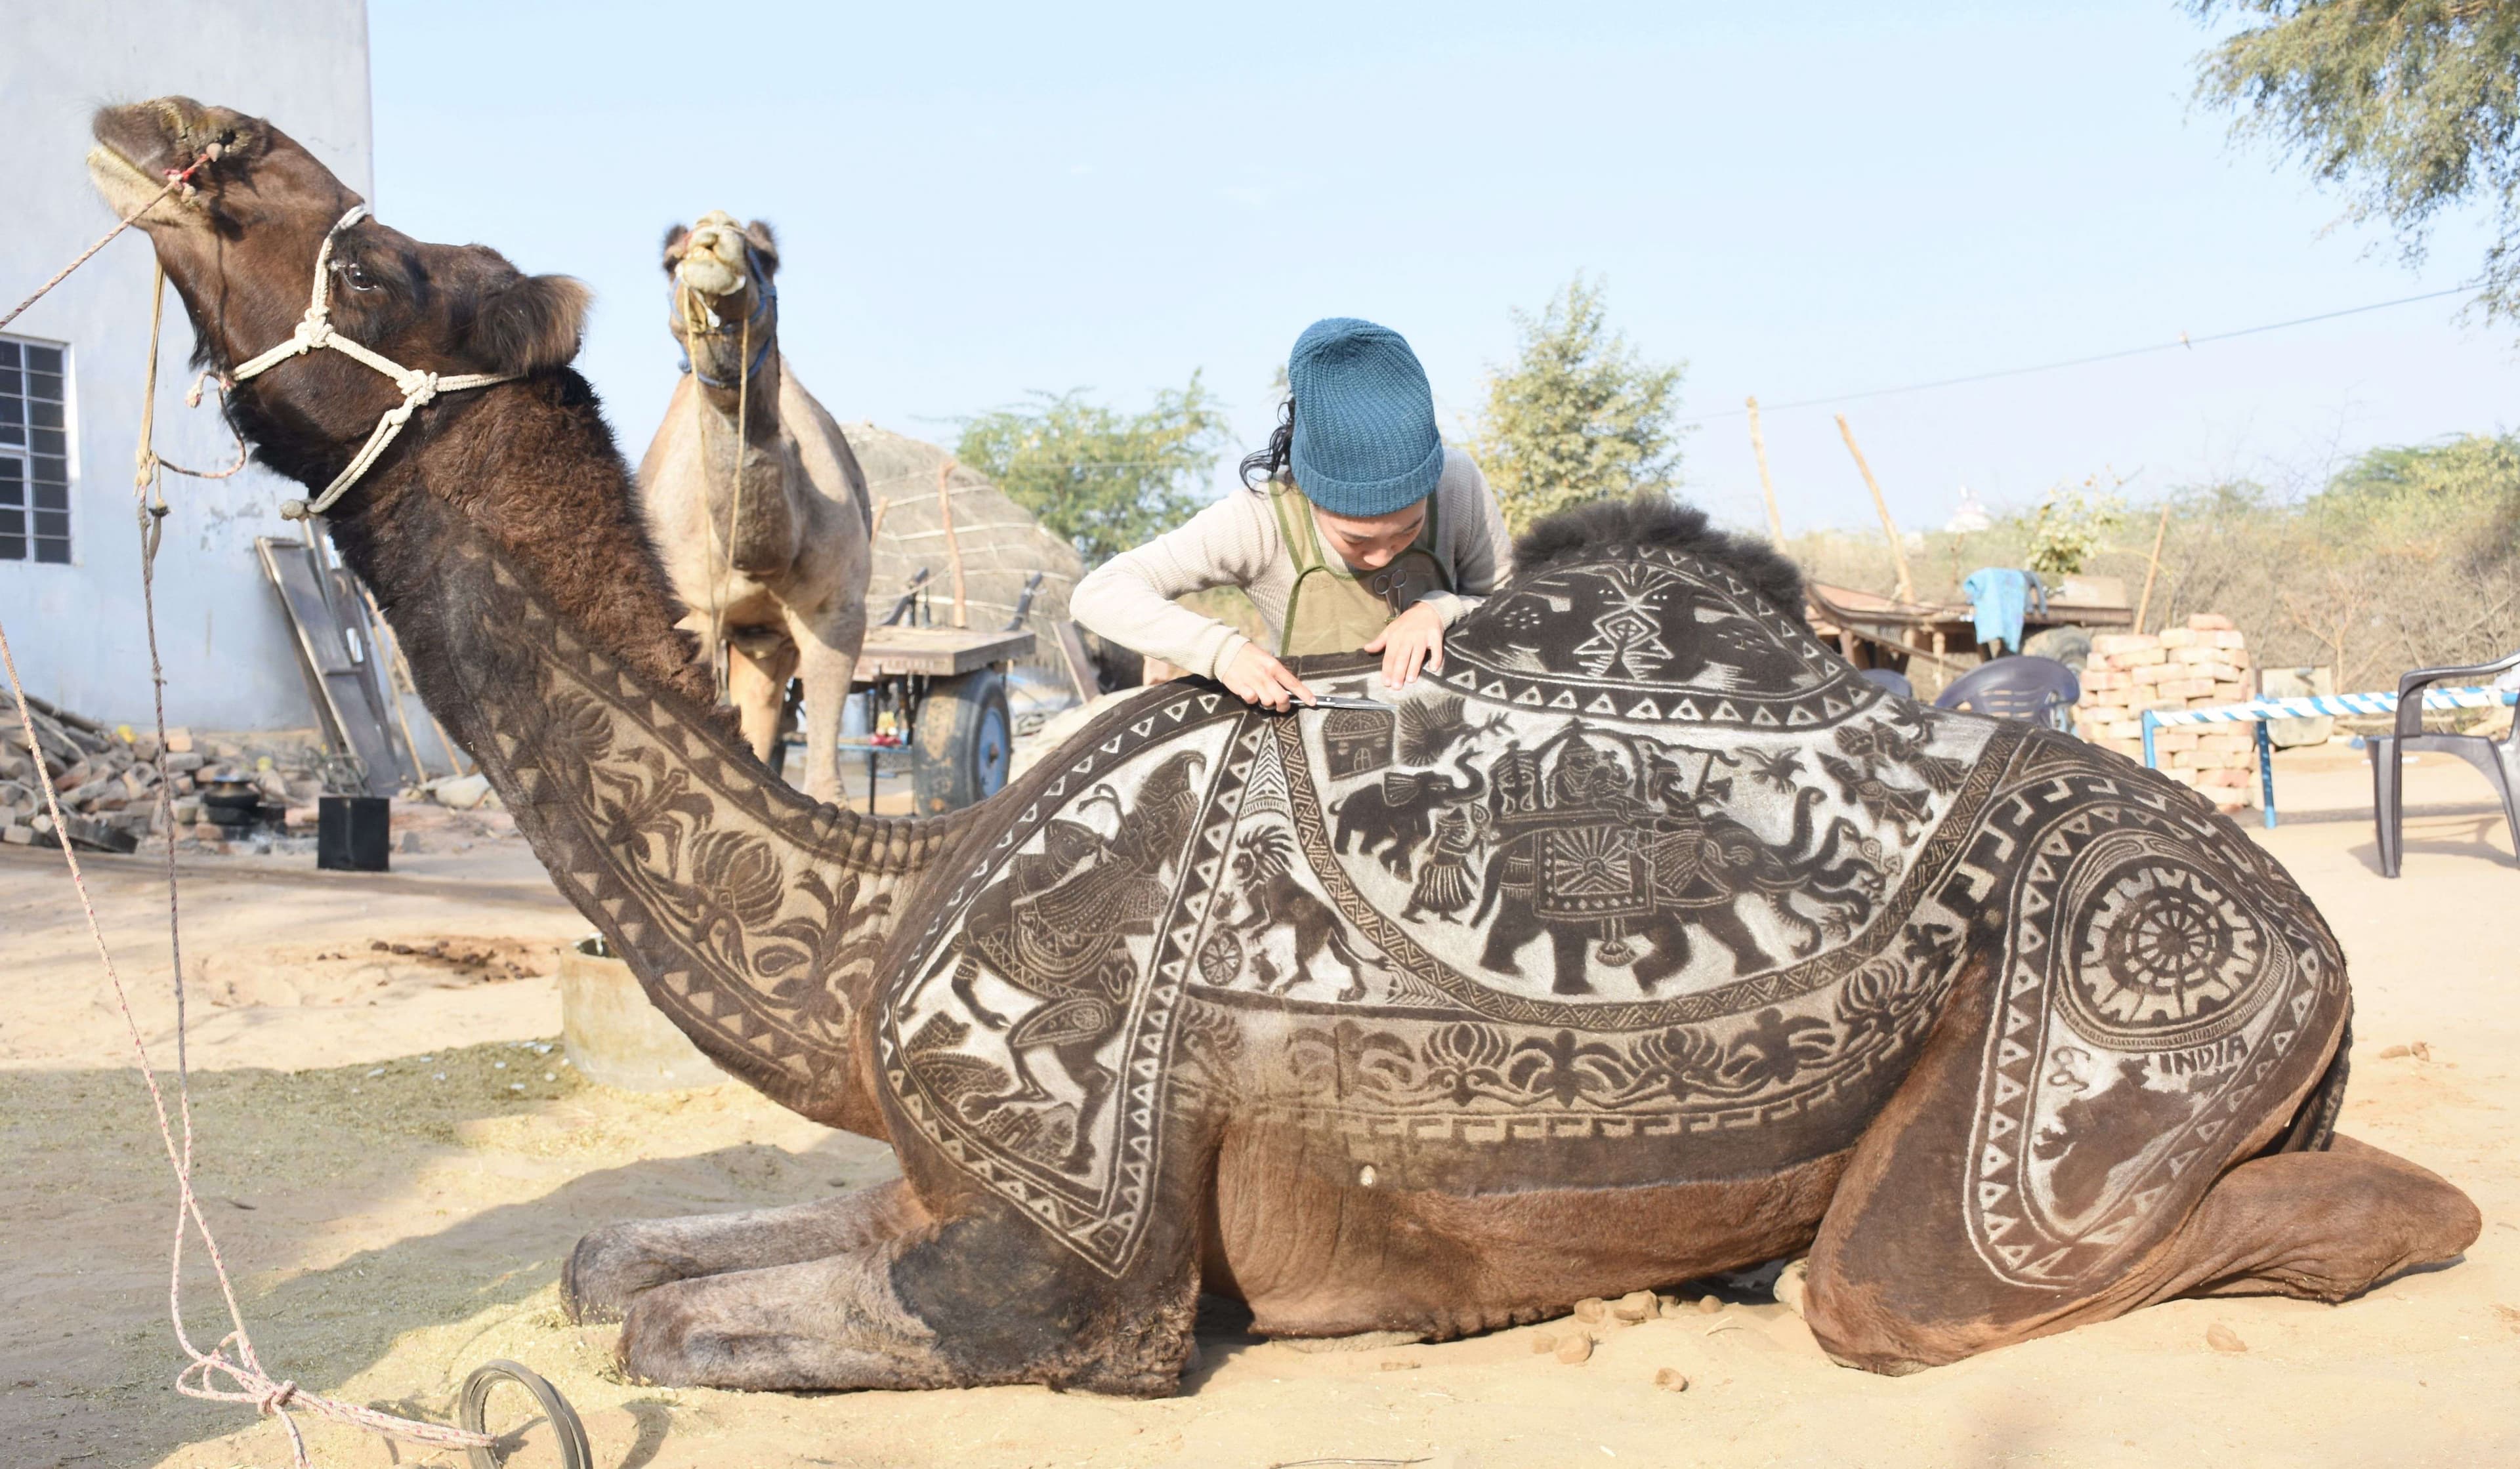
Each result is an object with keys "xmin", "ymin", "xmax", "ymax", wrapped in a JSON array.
[{"xmin": 0, "ymin": 337, "xmax": 72, "ymax": 564}]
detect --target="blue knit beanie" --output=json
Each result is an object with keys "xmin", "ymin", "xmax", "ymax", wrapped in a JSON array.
[{"xmin": 1287, "ymin": 317, "xmax": 1444, "ymax": 517}]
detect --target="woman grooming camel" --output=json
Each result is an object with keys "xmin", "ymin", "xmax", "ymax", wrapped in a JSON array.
[{"xmin": 1072, "ymin": 318, "xmax": 1512, "ymax": 709}]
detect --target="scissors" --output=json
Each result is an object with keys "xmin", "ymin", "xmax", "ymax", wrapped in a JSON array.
[{"xmin": 1301, "ymin": 693, "xmax": 1397, "ymax": 711}]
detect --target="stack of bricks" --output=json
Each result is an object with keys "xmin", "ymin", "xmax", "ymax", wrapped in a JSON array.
[{"xmin": 2073, "ymin": 613, "xmax": 2258, "ymax": 814}]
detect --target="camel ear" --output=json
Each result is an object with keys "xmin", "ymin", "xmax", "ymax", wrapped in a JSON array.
[
  {"xmin": 660, "ymin": 222, "xmax": 690, "ymax": 274},
  {"xmin": 469, "ymin": 273, "xmax": 590, "ymax": 375},
  {"xmin": 744, "ymin": 220, "xmax": 780, "ymax": 276}
]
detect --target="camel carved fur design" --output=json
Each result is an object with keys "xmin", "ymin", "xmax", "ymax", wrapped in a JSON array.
[
  {"xmin": 1333, "ymin": 739, "xmax": 1485, "ymax": 875},
  {"xmin": 92, "ymin": 98, "xmax": 2481, "ymax": 1396},
  {"xmin": 641, "ymin": 211, "xmax": 872, "ymax": 802}
]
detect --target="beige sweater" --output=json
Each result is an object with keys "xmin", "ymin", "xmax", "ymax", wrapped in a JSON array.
[{"xmin": 1070, "ymin": 447, "xmax": 1513, "ymax": 680}]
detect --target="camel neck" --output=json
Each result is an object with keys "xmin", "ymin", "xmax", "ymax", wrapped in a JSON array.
[
  {"xmin": 330, "ymin": 375, "xmax": 956, "ymax": 1134},
  {"xmin": 686, "ymin": 362, "xmax": 799, "ymax": 576},
  {"xmin": 690, "ymin": 352, "xmax": 781, "ymax": 439}
]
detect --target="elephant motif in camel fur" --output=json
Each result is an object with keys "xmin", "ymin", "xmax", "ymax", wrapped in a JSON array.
[{"xmin": 88, "ymin": 96, "xmax": 2481, "ymax": 1397}]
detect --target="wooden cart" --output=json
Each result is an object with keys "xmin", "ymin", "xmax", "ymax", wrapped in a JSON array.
[
  {"xmin": 1807, "ymin": 579, "xmax": 2133, "ymax": 677},
  {"xmin": 849, "ymin": 623, "xmax": 1034, "ymax": 813}
]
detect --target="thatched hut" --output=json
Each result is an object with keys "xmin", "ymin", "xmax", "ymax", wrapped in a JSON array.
[{"xmin": 841, "ymin": 423, "xmax": 1091, "ymax": 714}]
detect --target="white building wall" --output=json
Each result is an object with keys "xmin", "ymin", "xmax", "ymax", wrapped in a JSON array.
[{"xmin": 0, "ymin": 0, "xmax": 372, "ymax": 731}]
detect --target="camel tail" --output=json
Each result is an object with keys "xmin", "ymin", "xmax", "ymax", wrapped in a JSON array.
[{"xmin": 2267, "ymin": 1011, "xmax": 2352, "ymax": 1156}]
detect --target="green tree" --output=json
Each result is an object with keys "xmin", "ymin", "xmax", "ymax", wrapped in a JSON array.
[
  {"xmin": 1469, "ymin": 277, "xmax": 1686, "ymax": 533},
  {"xmin": 2023, "ymin": 476, "xmax": 2128, "ymax": 577},
  {"xmin": 2315, "ymin": 428, "xmax": 2520, "ymax": 524},
  {"xmin": 956, "ymin": 373, "xmax": 1230, "ymax": 565},
  {"xmin": 2194, "ymin": 1, "xmax": 2520, "ymax": 320}
]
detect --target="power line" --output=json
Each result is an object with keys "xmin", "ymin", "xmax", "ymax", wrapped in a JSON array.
[{"xmin": 1681, "ymin": 285, "xmax": 2476, "ymax": 425}]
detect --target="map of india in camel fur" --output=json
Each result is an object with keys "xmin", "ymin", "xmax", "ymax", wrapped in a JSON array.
[{"xmin": 88, "ymin": 94, "xmax": 2481, "ymax": 1395}]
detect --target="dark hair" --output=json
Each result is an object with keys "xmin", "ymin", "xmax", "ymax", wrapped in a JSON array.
[
  {"xmin": 1238, "ymin": 396, "xmax": 1294, "ymax": 489},
  {"xmin": 1514, "ymin": 494, "xmax": 1810, "ymax": 629}
]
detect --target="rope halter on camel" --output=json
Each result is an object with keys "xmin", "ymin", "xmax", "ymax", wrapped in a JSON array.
[{"xmin": 228, "ymin": 203, "xmax": 518, "ymax": 521}]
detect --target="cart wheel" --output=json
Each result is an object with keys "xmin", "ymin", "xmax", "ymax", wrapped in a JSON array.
[
  {"xmin": 459, "ymin": 1359, "xmax": 590, "ymax": 1469},
  {"xmin": 913, "ymin": 669, "xmax": 1012, "ymax": 814}
]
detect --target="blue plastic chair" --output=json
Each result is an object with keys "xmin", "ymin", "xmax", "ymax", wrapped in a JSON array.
[
  {"xmin": 1857, "ymin": 667, "xmax": 1914, "ymax": 699},
  {"xmin": 1933, "ymin": 655, "xmax": 2080, "ymax": 731}
]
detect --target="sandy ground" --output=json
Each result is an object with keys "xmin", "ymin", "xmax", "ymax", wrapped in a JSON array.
[{"xmin": 3, "ymin": 743, "xmax": 2516, "ymax": 1469}]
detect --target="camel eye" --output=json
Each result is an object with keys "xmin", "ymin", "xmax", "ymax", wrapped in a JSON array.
[{"xmin": 341, "ymin": 260, "xmax": 376, "ymax": 292}]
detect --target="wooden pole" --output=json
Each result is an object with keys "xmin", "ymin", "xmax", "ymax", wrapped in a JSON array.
[
  {"xmin": 936, "ymin": 459, "xmax": 968, "ymax": 629},
  {"xmin": 356, "ymin": 579, "xmax": 469, "ymax": 777},
  {"xmin": 1745, "ymin": 395, "xmax": 1786, "ymax": 546},
  {"xmin": 354, "ymin": 581, "xmax": 429, "ymax": 778},
  {"xmin": 2133, "ymin": 502, "xmax": 2172, "ymax": 635},
  {"xmin": 1834, "ymin": 414, "xmax": 1915, "ymax": 604}
]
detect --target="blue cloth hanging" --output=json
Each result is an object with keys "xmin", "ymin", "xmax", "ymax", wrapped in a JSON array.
[{"xmin": 1962, "ymin": 568, "xmax": 2045, "ymax": 654}]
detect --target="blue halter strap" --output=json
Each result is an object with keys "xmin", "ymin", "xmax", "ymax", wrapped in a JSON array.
[{"xmin": 673, "ymin": 249, "xmax": 778, "ymax": 387}]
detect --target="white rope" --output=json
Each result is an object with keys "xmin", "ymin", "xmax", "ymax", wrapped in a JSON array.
[{"xmin": 229, "ymin": 205, "xmax": 516, "ymax": 520}]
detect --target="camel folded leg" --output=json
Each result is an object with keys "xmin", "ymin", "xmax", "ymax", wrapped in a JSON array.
[
  {"xmin": 1797, "ymin": 974, "xmax": 2476, "ymax": 1374},
  {"xmin": 1805, "ymin": 1132, "xmax": 2477, "ymax": 1377},
  {"xmin": 2135, "ymin": 1134, "xmax": 2480, "ymax": 1304},
  {"xmin": 564, "ymin": 1177, "xmax": 923, "ymax": 1323},
  {"xmin": 613, "ymin": 1195, "xmax": 1200, "ymax": 1394},
  {"xmin": 617, "ymin": 1242, "xmax": 954, "ymax": 1391}
]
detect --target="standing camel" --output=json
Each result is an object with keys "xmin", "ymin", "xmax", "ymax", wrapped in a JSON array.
[
  {"xmin": 641, "ymin": 211, "xmax": 870, "ymax": 802},
  {"xmin": 94, "ymin": 98, "xmax": 2479, "ymax": 1398}
]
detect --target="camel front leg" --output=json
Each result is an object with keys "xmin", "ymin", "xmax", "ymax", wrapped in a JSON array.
[
  {"xmin": 616, "ymin": 1194, "xmax": 1199, "ymax": 1395},
  {"xmin": 564, "ymin": 1177, "xmax": 925, "ymax": 1323},
  {"xmin": 727, "ymin": 636, "xmax": 800, "ymax": 769},
  {"xmin": 791, "ymin": 602, "xmax": 865, "ymax": 806},
  {"xmin": 620, "ymin": 1243, "xmax": 952, "ymax": 1391}
]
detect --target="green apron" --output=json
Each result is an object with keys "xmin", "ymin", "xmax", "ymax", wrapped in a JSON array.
[{"xmin": 1267, "ymin": 482, "xmax": 1454, "ymax": 656}]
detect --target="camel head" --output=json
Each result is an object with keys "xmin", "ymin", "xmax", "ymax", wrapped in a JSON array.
[
  {"xmin": 86, "ymin": 97, "xmax": 590, "ymax": 501},
  {"xmin": 661, "ymin": 212, "xmax": 780, "ymax": 392}
]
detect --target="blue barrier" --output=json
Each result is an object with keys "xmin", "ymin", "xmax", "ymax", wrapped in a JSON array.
[{"xmin": 2140, "ymin": 686, "xmax": 2518, "ymax": 829}]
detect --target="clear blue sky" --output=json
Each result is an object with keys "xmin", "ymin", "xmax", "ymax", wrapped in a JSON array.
[{"xmin": 371, "ymin": 1, "xmax": 2519, "ymax": 536}]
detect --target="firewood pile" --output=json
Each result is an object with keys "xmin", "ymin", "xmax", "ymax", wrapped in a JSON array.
[
  {"xmin": 2072, "ymin": 613, "xmax": 2258, "ymax": 814},
  {"xmin": 1, "ymin": 695, "xmax": 329, "ymax": 854}
]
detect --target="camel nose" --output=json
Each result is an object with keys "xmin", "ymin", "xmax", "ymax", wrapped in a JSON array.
[
  {"xmin": 677, "ymin": 211, "xmax": 749, "ymax": 298},
  {"xmin": 92, "ymin": 98, "xmax": 194, "ymax": 175}
]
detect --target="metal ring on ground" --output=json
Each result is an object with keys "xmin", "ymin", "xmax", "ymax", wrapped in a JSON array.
[{"xmin": 460, "ymin": 1359, "xmax": 591, "ymax": 1469}]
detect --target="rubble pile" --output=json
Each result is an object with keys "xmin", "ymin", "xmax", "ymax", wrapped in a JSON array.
[
  {"xmin": 2072, "ymin": 613, "xmax": 2258, "ymax": 814},
  {"xmin": 1, "ymin": 697, "xmax": 332, "ymax": 853}
]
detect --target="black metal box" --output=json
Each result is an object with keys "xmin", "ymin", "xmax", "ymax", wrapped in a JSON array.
[{"xmin": 317, "ymin": 795, "xmax": 391, "ymax": 872}]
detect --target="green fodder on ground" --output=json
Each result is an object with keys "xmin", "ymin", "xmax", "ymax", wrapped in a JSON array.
[{"xmin": 0, "ymin": 1039, "xmax": 892, "ymax": 1469}]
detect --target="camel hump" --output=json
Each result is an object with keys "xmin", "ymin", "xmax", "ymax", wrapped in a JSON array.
[
  {"xmin": 1513, "ymin": 495, "xmax": 1805, "ymax": 627},
  {"xmin": 1435, "ymin": 516, "xmax": 1866, "ymax": 737}
]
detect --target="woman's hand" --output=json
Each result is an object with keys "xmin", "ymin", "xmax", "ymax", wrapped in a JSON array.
[
  {"xmin": 1221, "ymin": 642, "xmax": 1317, "ymax": 712},
  {"xmin": 1363, "ymin": 602, "xmax": 1447, "ymax": 689}
]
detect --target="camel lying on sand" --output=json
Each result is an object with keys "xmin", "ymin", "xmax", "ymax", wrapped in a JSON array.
[
  {"xmin": 641, "ymin": 211, "xmax": 871, "ymax": 803},
  {"xmin": 90, "ymin": 96, "xmax": 2479, "ymax": 1394}
]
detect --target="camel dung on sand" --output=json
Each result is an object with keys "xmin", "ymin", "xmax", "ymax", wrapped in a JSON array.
[
  {"xmin": 641, "ymin": 209, "xmax": 872, "ymax": 804},
  {"xmin": 90, "ymin": 94, "xmax": 2481, "ymax": 1399}
]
